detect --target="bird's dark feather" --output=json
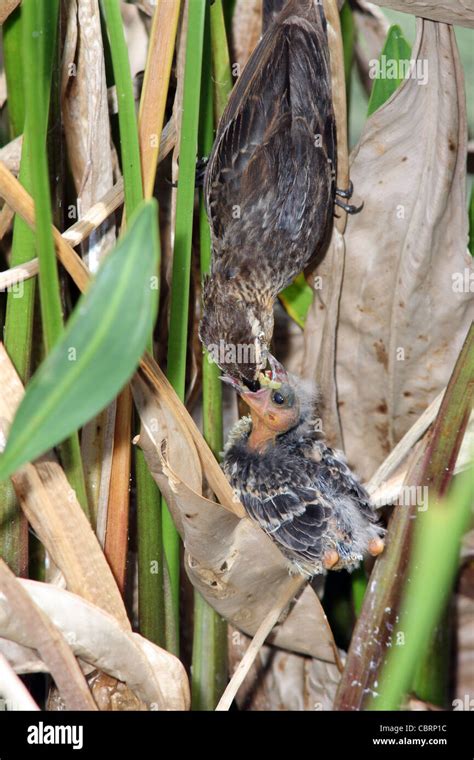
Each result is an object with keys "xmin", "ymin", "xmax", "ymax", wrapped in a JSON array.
[{"xmin": 205, "ymin": 1, "xmax": 335, "ymax": 289}]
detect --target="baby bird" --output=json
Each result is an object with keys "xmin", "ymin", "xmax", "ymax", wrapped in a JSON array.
[
  {"xmin": 200, "ymin": 0, "xmax": 338, "ymax": 384},
  {"xmin": 222, "ymin": 359, "xmax": 384, "ymax": 576}
]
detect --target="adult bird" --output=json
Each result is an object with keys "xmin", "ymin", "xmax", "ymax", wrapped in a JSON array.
[
  {"xmin": 222, "ymin": 358, "xmax": 384, "ymax": 576},
  {"xmin": 200, "ymin": 0, "xmax": 358, "ymax": 386}
]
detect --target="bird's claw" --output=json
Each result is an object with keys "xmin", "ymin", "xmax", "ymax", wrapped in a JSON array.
[
  {"xmin": 335, "ymin": 197, "xmax": 364, "ymax": 215},
  {"xmin": 335, "ymin": 180, "xmax": 353, "ymax": 199}
]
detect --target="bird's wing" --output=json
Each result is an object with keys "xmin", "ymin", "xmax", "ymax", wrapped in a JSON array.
[
  {"xmin": 205, "ymin": 1, "xmax": 335, "ymax": 248},
  {"xmin": 312, "ymin": 444, "xmax": 379, "ymax": 525},
  {"xmin": 240, "ymin": 477, "xmax": 333, "ymax": 560}
]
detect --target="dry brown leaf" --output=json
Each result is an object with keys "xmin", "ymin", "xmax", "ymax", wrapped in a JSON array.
[
  {"xmin": 0, "ymin": 653, "xmax": 40, "ymax": 711},
  {"xmin": 352, "ymin": 1, "xmax": 389, "ymax": 97},
  {"xmin": 371, "ymin": 0, "xmax": 474, "ymax": 28},
  {"xmin": 231, "ymin": 631, "xmax": 342, "ymax": 710},
  {"xmin": 0, "ymin": 639, "xmax": 52, "ymax": 676},
  {"xmin": 121, "ymin": 0, "xmax": 149, "ymax": 79},
  {"xmin": 133, "ymin": 374, "xmax": 339, "ymax": 665},
  {"xmin": 0, "ymin": 561, "xmax": 97, "ymax": 710},
  {"xmin": 0, "ymin": 135, "xmax": 22, "ymax": 176},
  {"xmin": 232, "ymin": 0, "xmax": 262, "ymax": 70},
  {"xmin": 61, "ymin": 0, "xmax": 116, "ymax": 263},
  {"xmin": 305, "ymin": 19, "xmax": 474, "ymax": 480},
  {"xmin": 0, "ymin": 0, "xmax": 20, "ymax": 25},
  {"xmin": 0, "ymin": 579, "xmax": 189, "ymax": 710},
  {"xmin": 302, "ymin": 228, "xmax": 345, "ymax": 449},
  {"xmin": 0, "ymin": 344, "xmax": 129, "ymax": 628},
  {"xmin": 138, "ymin": 0, "xmax": 180, "ymax": 199}
]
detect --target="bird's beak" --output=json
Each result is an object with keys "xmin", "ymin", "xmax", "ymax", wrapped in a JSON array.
[
  {"xmin": 220, "ymin": 353, "xmax": 288, "ymax": 396},
  {"xmin": 267, "ymin": 353, "xmax": 289, "ymax": 384},
  {"xmin": 220, "ymin": 375, "xmax": 245, "ymax": 392},
  {"xmin": 238, "ymin": 386, "xmax": 272, "ymax": 418},
  {"xmin": 220, "ymin": 374, "xmax": 270, "ymax": 414}
]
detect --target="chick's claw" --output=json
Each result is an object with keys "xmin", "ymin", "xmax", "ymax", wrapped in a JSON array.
[
  {"xmin": 323, "ymin": 550, "xmax": 340, "ymax": 570},
  {"xmin": 368, "ymin": 536, "xmax": 385, "ymax": 557}
]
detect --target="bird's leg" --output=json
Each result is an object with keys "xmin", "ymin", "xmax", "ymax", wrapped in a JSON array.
[
  {"xmin": 335, "ymin": 180, "xmax": 363, "ymax": 214},
  {"xmin": 368, "ymin": 536, "xmax": 385, "ymax": 557},
  {"xmin": 323, "ymin": 549, "xmax": 340, "ymax": 570}
]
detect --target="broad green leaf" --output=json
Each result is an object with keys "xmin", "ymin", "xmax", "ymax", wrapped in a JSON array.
[
  {"xmin": 0, "ymin": 200, "xmax": 159, "ymax": 482},
  {"xmin": 367, "ymin": 25, "xmax": 412, "ymax": 117},
  {"xmin": 279, "ymin": 273, "xmax": 314, "ymax": 329}
]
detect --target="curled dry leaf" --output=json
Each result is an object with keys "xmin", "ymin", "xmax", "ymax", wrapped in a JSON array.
[
  {"xmin": 370, "ymin": 0, "xmax": 474, "ymax": 29},
  {"xmin": 0, "ymin": 561, "xmax": 97, "ymax": 711},
  {"xmin": 0, "ymin": 579, "xmax": 189, "ymax": 711},
  {"xmin": 61, "ymin": 0, "xmax": 115, "ymax": 237},
  {"xmin": 133, "ymin": 371, "xmax": 338, "ymax": 665},
  {"xmin": 304, "ymin": 18, "xmax": 474, "ymax": 480},
  {"xmin": 0, "ymin": 653, "xmax": 40, "ymax": 711},
  {"xmin": 231, "ymin": 631, "xmax": 342, "ymax": 711},
  {"xmin": 0, "ymin": 639, "xmax": 49, "ymax": 676}
]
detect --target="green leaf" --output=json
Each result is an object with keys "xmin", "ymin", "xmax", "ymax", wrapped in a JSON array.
[
  {"xmin": 370, "ymin": 466, "xmax": 474, "ymax": 711},
  {"xmin": 279, "ymin": 273, "xmax": 314, "ymax": 329},
  {"xmin": 0, "ymin": 200, "xmax": 159, "ymax": 482},
  {"xmin": 367, "ymin": 25, "xmax": 412, "ymax": 117}
]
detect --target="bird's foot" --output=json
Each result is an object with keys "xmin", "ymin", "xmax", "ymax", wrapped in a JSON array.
[
  {"xmin": 195, "ymin": 156, "xmax": 209, "ymax": 188},
  {"xmin": 323, "ymin": 549, "xmax": 340, "ymax": 570},
  {"xmin": 335, "ymin": 181, "xmax": 363, "ymax": 214},
  {"xmin": 368, "ymin": 536, "xmax": 385, "ymax": 557}
]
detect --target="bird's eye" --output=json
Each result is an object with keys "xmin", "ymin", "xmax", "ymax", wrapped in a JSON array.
[{"xmin": 272, "ymin": 391, "xmax": 286, "ymax": 405}]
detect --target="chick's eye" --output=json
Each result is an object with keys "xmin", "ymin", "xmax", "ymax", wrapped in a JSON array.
[{"xmin": 272, "ymin": 391, "xmax": 285, "ymax": 405}]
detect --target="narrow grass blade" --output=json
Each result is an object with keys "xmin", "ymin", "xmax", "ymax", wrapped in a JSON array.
[
  {"xmin": 371, "ymin": 467, "xmax": 473, "ymax": 710},
  {"xmin": 0, "ymin": 201, "xmax": 159, "ymax": 482},
  {"xmin": 23, "ymin": 0, "xmax": 62, "ymax": 351},
  {"xmin": 1, "ymin": 4, "xmax": 31, "ymax": 576},
  {"xmin": 101, "ymin": 0, "xmax": 143, "ymax": 216},
  {"xmin": 165, "ymin": 0, "xmax": 206, "ymax": 639},
  {"xmin": 191, "ymin": 9, "xmax": 228, "ymax": 709},
  {"xmin": 210, "ymin": 0, "xmax": 233, "ymax": 120}
]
